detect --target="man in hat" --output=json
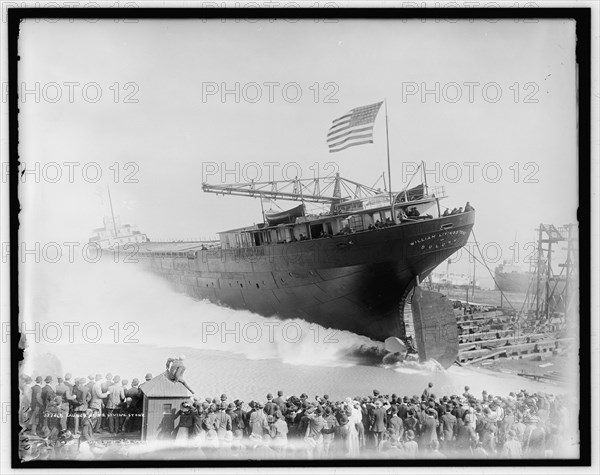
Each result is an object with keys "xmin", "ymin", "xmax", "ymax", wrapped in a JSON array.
[
  {"xmin": 422, "ymin": 382, "xmax": 434, "ymax": 399},
  {"xmin": 63, "ymin": 373, "xmax": 76, "ymax": 431},
  {"xmin": 369, "ymin": 399, "xmax": 387, "ymax": 450},
  {"xmin": 63, "ymin": 373, "xmax": 74, "ymax": 391},
  {"xmin": 387, "ymin": 406, "xmax": 403, "ymax": 443},
  {"xmin": 107, "ymin": 375, "xmax": 125, "ymax": 434},
  {"xmin": 29, "ymin": 376, "xmax": 44, "ymax": 435},
  {"xmin": 41, "ymin": 376, "xmax": 56, "ymax": 411},
  {"xmin": 264, "ymin": 393, "xmax": 278, "ymax": 417},
  {"xmin": 299, "ymin": 393, "xmax": 309, "ymax": 409},
  {"xmin": 452, "ymin": 400, "xmax": 466, "ymax": 423},
  {"xmin": 273, "ymin": 390, "xmax": 286, "ymax": 414},
  {"xmin": 403, "ymin": 408, "xmax": 420, "ymax": 439},
  {"xmin": 100, "ymin": 373, "xmax": 113, "ymax": 431},
  {"xmin": 125, "ymin": 378, "xmax": 143, "ymax": 431},
  {"xmin": 89, "ymin": 375, "xmax": 109, "ymax": 433},
  {"xmin": 214, "ymin": 401, "xmax": 232, "ymax": 441},
  {"xmin": 138, "ymin": 373, "xmax": 152, "ymax": 392},
  {"xmin": 231, "ymin": 400, "xmax": 246, "ymax": 440},
  {"xmin": 284, "ymin": 403, "xmax": 301, "ymax": 439},
  {"xmin": 40, "ymin": 376, "xmax": 56, "ymax": 431},
  {"xmin": 439, "ymin": 404, "xmax": 457, "ymax": 453},
  {"xmin": 86, "ymin": 375, "xmax": 97, "ymax": 393},
  {"xmin": 463, "ymin": 385, "xmax": 473, "ymax": 399},
  {"xmin": 73, "ymin": 378, "xmax": 91, "ymax": 435},
  {"xmin": 173, "ymin": 401, "xmax": 194, "ymax": 440},
  {"xmin": 55, "ymin": 376, "xmax": 76, "ymax": 431},
  {"xmin": 398, "ymin": 396, "xmax": 409, "ymax": 420},
  {"xmin": 204, "ymin": 403, "xmax": 218, "ymax": 433}
]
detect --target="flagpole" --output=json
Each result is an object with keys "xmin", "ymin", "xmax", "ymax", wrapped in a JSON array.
[{"xmin": 384, "ymin": 99, "xmax": 393, "ymax": 207}]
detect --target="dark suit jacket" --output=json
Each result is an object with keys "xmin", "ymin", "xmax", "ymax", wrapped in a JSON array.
[
  {"xmin": 75, "ymin": 385, "xmax": 92, "ymax": 411},
  {"xmin": 370, "ymin": 407, "xmax": 387, "ymax": 433},
  {"xmin": 388, "ymin": 414, "xmax": 404, "ymax": 436},
  {"xmin": 41, "ymin": 384, "xmax": 56, "ymax": 409},
  {"xmin": 263, "ymin": 401, "xmax": 278, "ymax": 416},
  {"xmin": 272, "ymin": 397, "xmax": 286, "ymax": 413},
  {"xmin": 31, "ymin": 384, "xmax": 43, "ymax": 410}
]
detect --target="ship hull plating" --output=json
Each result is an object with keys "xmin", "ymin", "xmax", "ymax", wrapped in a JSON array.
[{"xmin": 141, "ymin": 213, "xmax": 474, "ymax": 342}]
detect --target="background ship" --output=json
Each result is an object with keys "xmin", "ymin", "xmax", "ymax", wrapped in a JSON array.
[
  {"xmin": 494, "ymin": 261, "xmax": 532, "ymax": 293},
  {"xmin": 89, "ymin": 187, "xmax": 148, "ymax": 250},
  {"xmin": 430, "ymin": 270, "xmax": 480, "ymax": 289},
  {"xmin": 96, "ymin": 172, "xmax": 475, "ymax": 368}
]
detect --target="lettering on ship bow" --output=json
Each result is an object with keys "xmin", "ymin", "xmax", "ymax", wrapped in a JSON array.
[{"xmin": 408, "ymin": 230, "xmax": 467, "ymax": 254}]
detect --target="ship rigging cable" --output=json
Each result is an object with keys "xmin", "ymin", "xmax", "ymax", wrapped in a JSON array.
[{"xmin": 465, "ymin": 229, "xmax": 518, "ymax": 314}]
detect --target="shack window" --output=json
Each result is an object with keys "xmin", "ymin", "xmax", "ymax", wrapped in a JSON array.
[{"xmin": 162, "ymin": 403, "xmax": 172, "ymax": 414}]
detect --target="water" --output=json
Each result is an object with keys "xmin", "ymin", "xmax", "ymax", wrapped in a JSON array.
[{"xmin": 20, "ymin": 256, "xmax": 573, "ymax": 402}]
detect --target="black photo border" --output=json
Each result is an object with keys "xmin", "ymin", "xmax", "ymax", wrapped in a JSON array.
[{"xmin": 7, "ymin": 5, "xmax": 592, "ymax": 469}]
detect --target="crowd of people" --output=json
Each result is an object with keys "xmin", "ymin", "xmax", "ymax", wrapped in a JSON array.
[{"xmin": 18, "ymin": 369, "xmax": 575, "ymax": 460}]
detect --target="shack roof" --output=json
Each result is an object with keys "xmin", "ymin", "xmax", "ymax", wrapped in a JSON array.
[{"xmin": 140, "ymin": 371, "xmax": 192, "ymax": 398}]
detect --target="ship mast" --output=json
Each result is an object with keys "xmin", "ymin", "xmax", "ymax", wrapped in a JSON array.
[
  {"xmin": 106, "ymin": 185, "xmax": 119, "ymax": 238},
  {"xmin": 384, "ymin": 98, "xmax": 393, "ymax": 206}
]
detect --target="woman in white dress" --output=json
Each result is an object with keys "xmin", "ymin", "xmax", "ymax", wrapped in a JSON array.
[{"xmin": 346, "ymin": 402, "xmax": 362, "ymax": 457}]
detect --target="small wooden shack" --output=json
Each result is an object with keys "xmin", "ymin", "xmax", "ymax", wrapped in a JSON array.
[{"xmin": 139, "ymin": 371, "xmax": 193, "ymax": 441}]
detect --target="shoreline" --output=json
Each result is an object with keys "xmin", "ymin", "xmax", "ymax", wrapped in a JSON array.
[{"xmin": 22, "ymin": 342, "xmax": 575, "ymax": 403}]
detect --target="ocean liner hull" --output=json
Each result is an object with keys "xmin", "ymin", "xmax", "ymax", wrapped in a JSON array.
[
  {"xmin": 139, "ymin": 212, "xmax": 475, "ymax": 343},
  {"xmin": 494, "ymin": 270, "xmax": 532, "ymax": 293}
]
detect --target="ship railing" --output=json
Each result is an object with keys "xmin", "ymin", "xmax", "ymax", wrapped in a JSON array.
[{"xmin": 427, "ymin": 186, "xmax": 446, "ymax": 199}]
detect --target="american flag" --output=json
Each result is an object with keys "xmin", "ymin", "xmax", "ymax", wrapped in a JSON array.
[{"xmin": 327, "ymin": 101, "xmax": 383, "ymax": 153}]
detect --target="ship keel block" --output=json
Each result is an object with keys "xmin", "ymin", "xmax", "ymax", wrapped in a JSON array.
[{"xmin": 411, "ymin": 287, "xmax": 459, "ymax": 369}]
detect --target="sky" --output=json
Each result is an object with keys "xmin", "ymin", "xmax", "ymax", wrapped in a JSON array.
[{"xmin": 16, "ymin": 17, "xmax": 578, "ymax": 279}]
